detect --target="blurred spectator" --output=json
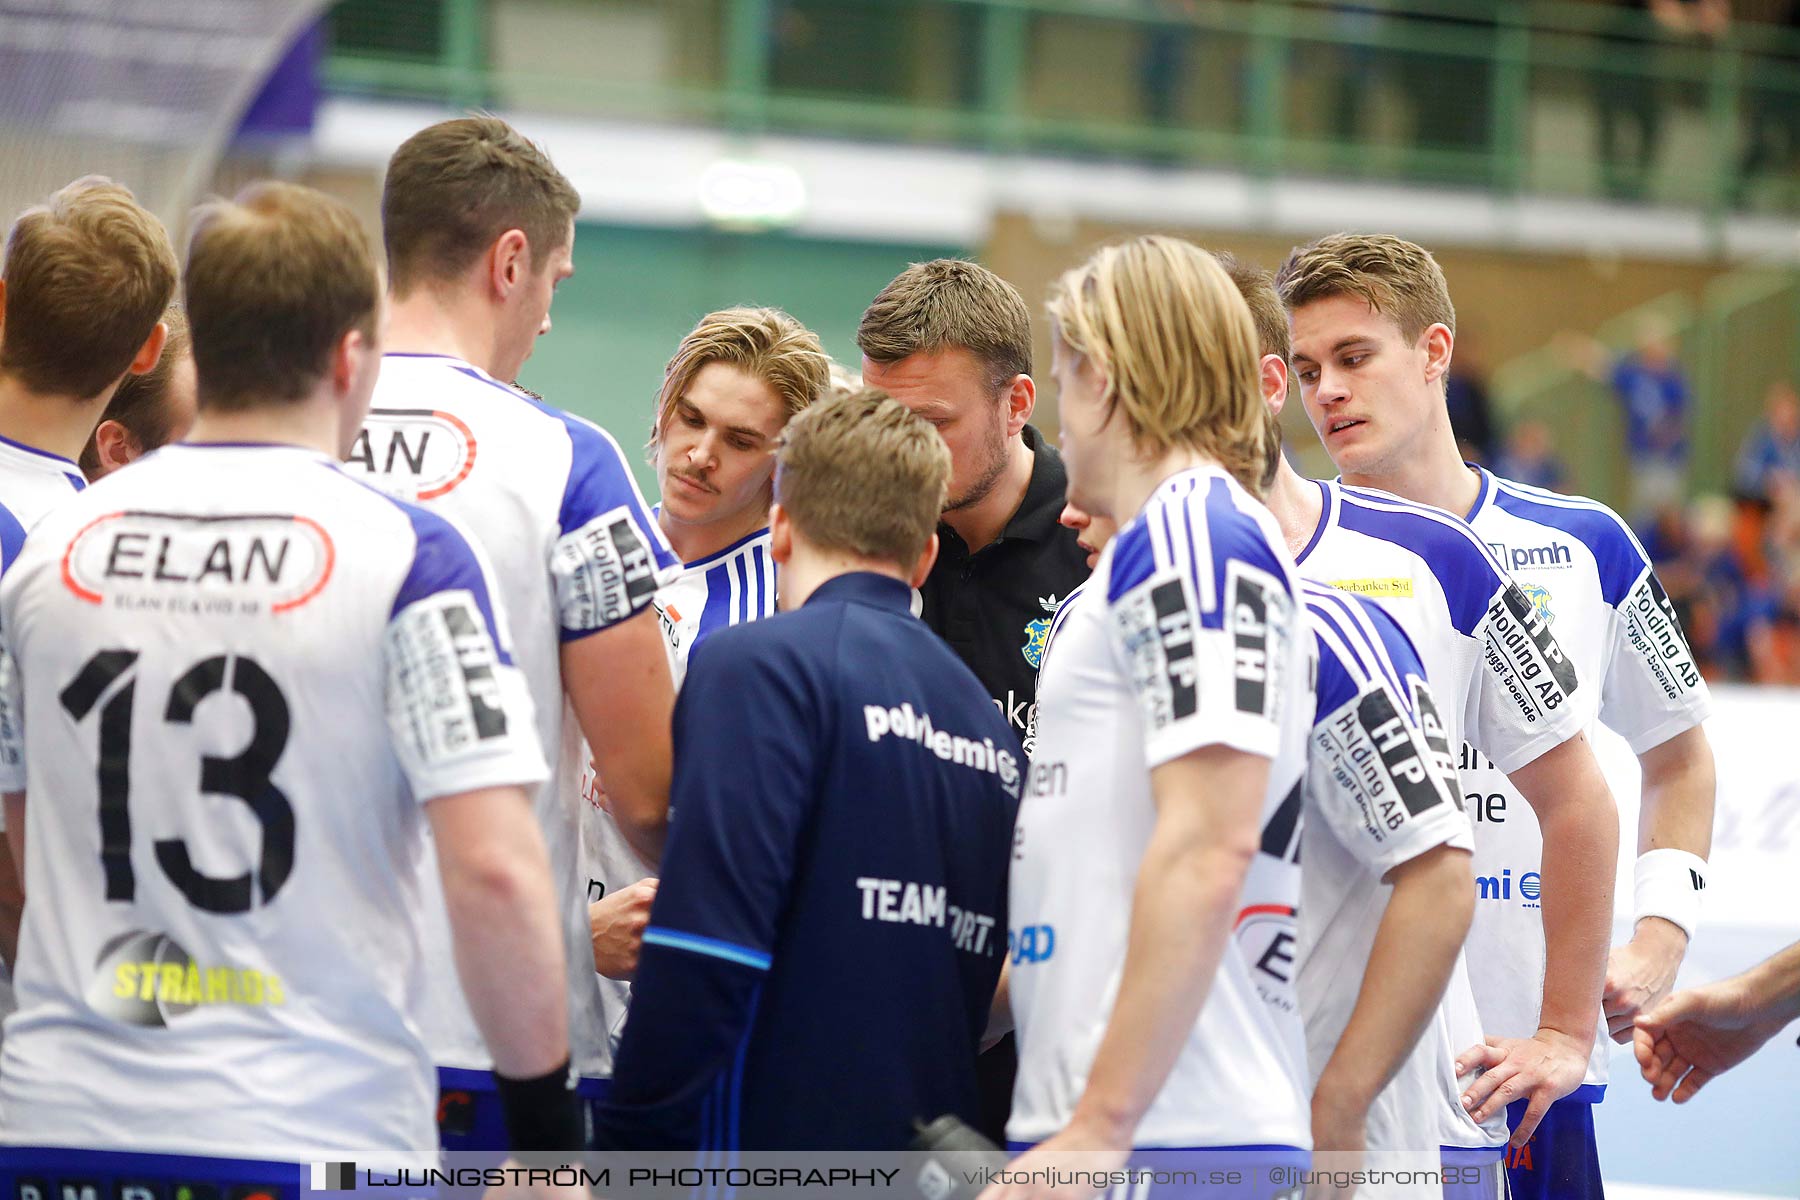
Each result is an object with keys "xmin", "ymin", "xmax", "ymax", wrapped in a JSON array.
[
  {"xmin": 1734, "ymin": 1, "xmax": 1800, "ymax": 207},
  {"xmin": 1445, "ymin": 331, "xmax": 1498, "ymax": 460},
  {"xmin": 1140, "ymin": 2, "xmax": 1198, "ymax": 132},
  {"xmin": 1595, "ymin": 0, "xmax": 1730, "ymax": 201},
  {"xmin": 1395, "ymin": 9, "xmax": 1494, "ymax": 180},
  {"xmin": 1566, "ymin": 317, "xmax": 1692, "ymax": 521},
  {"xmin": 1732, "ymin": 380, "xmax": 1800, "ymax": 505},
  {"xmin": 1494, "ymin": 419, "xmax": 1569, "ymax": 492},
  {"xmin": 1691, "ymin": 494, "xmax": 1780, "ymax": 680}
]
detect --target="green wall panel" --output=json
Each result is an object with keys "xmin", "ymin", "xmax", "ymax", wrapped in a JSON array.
[{"xmin": 516, "ymin": 223, "xmax": 965, "ymax": 493}]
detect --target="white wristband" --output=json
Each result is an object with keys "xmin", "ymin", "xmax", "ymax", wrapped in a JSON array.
[{"xmin": 1633, "ymin": 848, "xmax": 1708, "ymax": 941}]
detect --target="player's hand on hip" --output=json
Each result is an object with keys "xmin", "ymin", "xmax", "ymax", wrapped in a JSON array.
[
  {"xmin": 1633, "ymin": 975, "xmax": 1768, "ymax": 1103},
  {"xmin": 1455, "ymin": 1028, "xmax": 1589, "ymax": 1147},
  {"xmin": 589, "ymin": 877, "xmax": 657, "ymax": 979},
  {"xmin": 976, "ymin": 1120, "xmax": 1130, "ymax": 1200},
  {"xmin": 1604, "ymin": 917, "xmax": 1687, "ymax": 1043}
]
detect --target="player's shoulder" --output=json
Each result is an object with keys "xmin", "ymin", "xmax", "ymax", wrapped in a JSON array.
[
  {"xmin": 1480, "ymin": 471, "xmax": 1649, "ymax": 604},
  {"xmin": 686, "ymin": 523, "xmax": 773, "ymax": 573},
  {"xmin": 380, "ymin": 352, "xmax": 592, "ymax": 450},
  {"xmin": 1109, "ymin": 467, "xmax": 1286, "ymax": 603},
  {"xmin": 1332, "ymin": 480, "xmax": 1499, "ymax": 566}
]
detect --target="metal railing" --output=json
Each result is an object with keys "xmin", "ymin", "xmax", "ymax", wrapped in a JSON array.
[
  {"xmin": 1492, "ymin": 263, "xmax": 1800, "ymax": 508},
  {"xmin": 322, "ymin": 0, "xmax": 1800, "ymax": 217}
]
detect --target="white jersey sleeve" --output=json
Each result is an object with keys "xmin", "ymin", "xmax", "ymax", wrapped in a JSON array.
[
  {"xmin": 1602, "ymin": 563, "xmax": 1711, "ymax": 751},
  {"xmin": 550, "ymin": 417, "xmax": 681, "ymax": 638},
  {"xmin": 1304, "ymin": 583, "xmax": 1471, "ymax": 876},
  {"xmin": 1104, "ymin": 484, "xmax": 1300, "ymax": 767},
  {"xmin": 1335, "ymin": 485, "xmax": 1585, "ymax": 774},
  {"xmin": 383, "ymin": 507, "xmax": 548, "ymax": 802}
]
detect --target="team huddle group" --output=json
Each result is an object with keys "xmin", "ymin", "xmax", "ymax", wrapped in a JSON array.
[{"xmin": 0, "ymin": 113, "xmax": 1724, "ymax": 1200}]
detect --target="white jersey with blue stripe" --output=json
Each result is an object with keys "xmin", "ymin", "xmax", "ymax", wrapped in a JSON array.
[
  {"xmin": 1296, "ymin": 582, "xmax": 1506, "ymax": 1170},
  {"xmin": 0, "ymin": 444, "xmax": 546, "ymax": 1158},
  {"xmin": 347, "ymin": 354, "xmax": 680, "ymax": 1080},
  {"xmin": 1294, "ymin": 479, "xmax": 1586, "ymax": 777},
  {"xmin": 0, "ymin": 432, "xmax": 86, "ymax": 1049},
  {"xmin": 1462, "ymin": 468, "xmax": 1711, "ymax": 1088},
  {"xmin": 579, "ymin": 523, "xmax": 778, "ymax": 1068},
  {"xmin": 1008, "ymin": 465, "xmax": 1311, "ymax": 1150}
]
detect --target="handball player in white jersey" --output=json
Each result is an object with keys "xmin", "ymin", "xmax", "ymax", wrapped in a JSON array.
[
  {"xmin": 1056, "ymin": 481, "xmax": 1505, "ymax": 1200},
  {"xmin": 0, "ymin": 183, "xmax": 579, "ymax": 1178},
  {"xmin": 346, "ymin": 116, "xmax": 682, "ymax": 1145},
  {"xmin": 0, "ymin": 177, "xmax": 177, "ymax": 1058},
  {"xmin": 993, "ymin": 237, "xmax": 1311, "ymax": 1200},
  {"xmin": 579, "ymin": 306, "xmax": 830, "ymax": 1034},
  {"xmin": 1279, "ymin": 234, "xmax": 1713, "ymax": 1200}
]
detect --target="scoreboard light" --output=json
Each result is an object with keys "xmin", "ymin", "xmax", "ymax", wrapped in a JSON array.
[{"xmin": 697, "ymin": 157, "xmax": 807, "ymax": 231}]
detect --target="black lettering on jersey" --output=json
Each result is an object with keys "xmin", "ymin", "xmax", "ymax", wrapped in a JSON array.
[
  {"xmin": 1230, "ymin": 573, "xmax": 1270, "ymax": 717},
  {"xmin": 1409, "ymin": 678, "xmax": 1461, "ymax": 809},
  {"xmin": 1355, "ymin": 686, "xmax": 1448, "ymax": 818},
  {"xmin": 442, "ymin": 602, "xmax": 507, "ymax": 740},
  {"xmin": 606, "ymin": 516, "xmax": 660, "ymax": 609},
  {"xmin": 1637, "ymin": 572, "xmax": 1703, "ymax": 692},
  {"xmin": 1499, "ymin": 582, "xmax": 1578, "ymax": 699},
  {"xmin": 1149, "ymin": 579, "xmax": 1199, "ymax": 720},
  {"xmin": 1259, "ymin": 779, "xmax": 1303, "ymax": 864},
  {"xmin": 349, "ymin": 412, "xmax": 430, "ymax": 475}
]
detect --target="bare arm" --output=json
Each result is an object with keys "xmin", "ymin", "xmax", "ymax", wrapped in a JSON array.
[
  {"xmin": 428, "ymin": 784, "xmax": 570, "ymax": 1079},
  {"xmin": 1313, "ymin": 844, "xmax": 1475, "ymax": 1153},
  {"xmin": 1459, "ymin": 731, "xmax": 1617, "ymax": 1144},
  {"xmin": 1635, "ymin": 939, "xmax": 1800, "ymax": 1103},
  {"xmin": 563, "ymin": 608, "xmax": 675, "ymax": 867},
  {"xmin": 0, "ymin": 792, "xmax": 21, "ymax": 972},
  {"xmin": 1605, "ymin": 725, "xmax": 1715, "ymax": 1040},
  {"xmin": 982, "ymin": 746, "xmax": 1267, "ymax": 1199}
]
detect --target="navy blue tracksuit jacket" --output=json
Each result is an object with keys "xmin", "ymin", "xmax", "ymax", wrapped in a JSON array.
[{"xmin": 592, "ymin": 571, "xmax": 1022, "ymax": 1151}]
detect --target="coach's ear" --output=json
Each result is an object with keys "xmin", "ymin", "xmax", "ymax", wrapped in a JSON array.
[
  {"xmin": 489, "ymin": 229, "xmax": 530, "ymax": 299},
  {"xmin": 907, "ymin": 532, "xmax": 939, "ymax": 589},
  {"xmin": 1002, "ymin": 373, "xmax": 1036, "ymax": 438}
]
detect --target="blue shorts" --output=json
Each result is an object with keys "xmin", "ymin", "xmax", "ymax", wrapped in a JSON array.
[
  {"xmin": 435, "ymin": 1066, "xmax": 609, "ymax": 1153},
  {"xmin": 1504, "ymin": 1086, "xmax": 1604, "ymax": 1200},
  {"xmin": 0, "ymin": 1146, "xmax": 302, "ymax": 1200},
  {"xmin": 1439, "ymin": 1145, "xmax": 1506, "ymax": 1199},
  {"xmin": 1006, "ymin": 1143, "xmax": 1310, "ymax": 1199}
]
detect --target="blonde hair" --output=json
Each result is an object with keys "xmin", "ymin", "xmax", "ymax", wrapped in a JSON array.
[
  {"xmin": 1275, "ymin": 233, "xmax": 1456, "ymax": 343},
  {"xmin": 649, "ymin": 307, "xmax": 831, "ymax": 457},
  {"xmin": 1047, "ymin": 235, "xmax": 1271, "ymax": 496},
  {"xmin": 1, "ymin": 176, "xmax": 178, "ymax": 398},
  {"xmin": 185, "ymin": 182, "xmax": 380, "ymax": 412},
  {"xmin": 856, "ymin": 258, "xmax": 1032, "ymax": 393},
  {"xmin": 775, "ymin": 387, "xmax": 950, "ymax": 567}
]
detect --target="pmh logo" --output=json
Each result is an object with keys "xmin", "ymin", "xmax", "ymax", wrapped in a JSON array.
[{"xmin": 1477, "ymin": 867, "xmax": 1541, "ymax": 909}]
